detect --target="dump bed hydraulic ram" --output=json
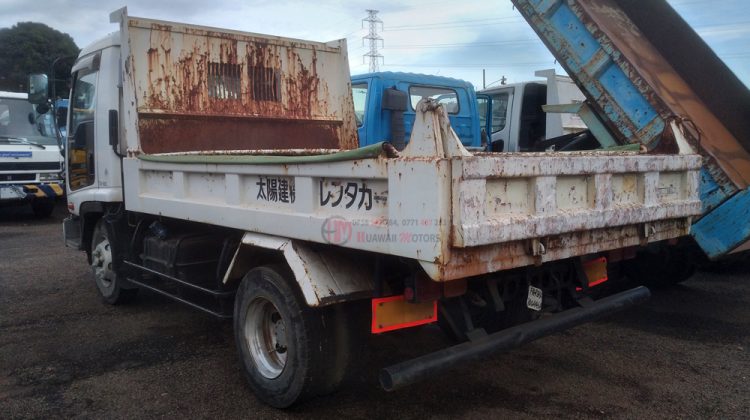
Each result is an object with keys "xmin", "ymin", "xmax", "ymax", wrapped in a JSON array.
[{"xmin": 380, "ymin": 286, "xmax": 651, "ymax": 391}]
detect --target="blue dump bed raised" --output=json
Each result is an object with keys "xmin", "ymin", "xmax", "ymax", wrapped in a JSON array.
[{"xmin": 511, "ymin": 0, "xmax": 750, "ymax": 259}]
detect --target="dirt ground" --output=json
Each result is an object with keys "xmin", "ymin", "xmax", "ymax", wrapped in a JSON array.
[{"xmin": 1, "ymin": 201, "xmax": 748, "ymax": 419}]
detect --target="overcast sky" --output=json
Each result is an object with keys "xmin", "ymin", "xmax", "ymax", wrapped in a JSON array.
[{"xmin": 1, "ymin": 0, "xmax": 748, "ymax": 89}]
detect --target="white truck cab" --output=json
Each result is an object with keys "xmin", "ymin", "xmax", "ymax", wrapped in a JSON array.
[
  {"xmin": 0, "ymin": 91, "xmax": 64, "ymax": 217},
  {"xmin": 479, "ymin": 69, "xmax": 587, "ymax": 153},
  {"xmin": 62, "ymin": 32, "xmax": 123, "ymax": 217}
]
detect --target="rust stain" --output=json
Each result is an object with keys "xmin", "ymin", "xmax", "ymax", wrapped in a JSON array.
[
  {"xmin": 137, "ymin": 22, "xmax": 357, "ymax": 153},
  {"xmin": 139, "ymin": 115, "xmax": 342, "ymax": 153},
  {"xmin": 572, "ymin": 0, "xmax": 750, "ymax": 189},
  {"xmin": 434, "ymin": 218, "xmax": 690, "ymax": 281}
]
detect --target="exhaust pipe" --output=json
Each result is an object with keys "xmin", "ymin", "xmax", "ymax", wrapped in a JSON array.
[{"xmin": 380, "ymin": 286, "xmax": 650, "ymax": 391}]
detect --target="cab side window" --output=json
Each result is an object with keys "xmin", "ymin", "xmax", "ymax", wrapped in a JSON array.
[
  {"xmin": 351, "ymin": 83, "xmax": 368, "ymax": 127},
  {"xmin": 68, "ymin": 69, "xmax": 98, "ymax": 190}
]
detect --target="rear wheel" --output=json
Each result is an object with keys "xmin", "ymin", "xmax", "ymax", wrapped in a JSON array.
[
  {"xmin": 234, "ymin": 265, "xmax": 352, "ymax": 408},
  {"xmin": 91, "ymin": 219, "xmax": 138, "ymax": 304},
  {"xmin": 623, "ymin": 244, "xmax": 696, "ymax": 288}
]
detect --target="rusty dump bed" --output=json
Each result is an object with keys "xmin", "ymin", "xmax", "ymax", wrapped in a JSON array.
[
  {"xmin": 123, "ymin": 99, "xmax": 703, "ymax": 284},
  {"xmin": 512, "ymin": 0, "xmax": 750, "ymax": 258},
  {"xmin": 112, "ymin": 9, "xmax": 358, "ymax": 154}
]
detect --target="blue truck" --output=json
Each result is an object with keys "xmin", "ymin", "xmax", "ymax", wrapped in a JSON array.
[
  {"xmin": 353, "ymin": 70, "xmax": 592, "ymax": 154},
  {"xmin": 351, "ymin": 72, "xmax": 484, "ymax": 150}
]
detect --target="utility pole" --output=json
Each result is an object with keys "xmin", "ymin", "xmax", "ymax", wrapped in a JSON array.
[{"xmin": 362, "ymin": 9, "xmax": 384, "ymax": 72}]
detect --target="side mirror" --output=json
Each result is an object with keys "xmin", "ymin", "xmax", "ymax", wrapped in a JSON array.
[
  {"xmin": 382, "ymin": 88, "xmax": 407, "ymax": 111},
  {"xmin": 73, "ymin": 121, "xmax": 94, "ymax": 149},
  {"xmin": 56, "ymin": 105, "xmax": 68, "ymax": 128},
  {"xmin": 28, "ymin": 74, "xmax": 49, "ymax": 104},
  {"xmin": 36, "ymin": 103, "xmax": 50, "ymax": 115},
  {"xmin": 382, "ymin": 88, "xmax": 408, "ymax": 151}
]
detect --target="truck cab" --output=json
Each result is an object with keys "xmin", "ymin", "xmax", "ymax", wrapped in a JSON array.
[
  {"xmin": 478, "ymin": 69, "xmax": 587, "ymax": 152},
  {"xmin": 351, "ymin": 72, "xmax": 482, "ymax": 150},
  {"xmin": 57, "ymin": 33, "xmax": 123, "ymax": 215},
  {"xmin": 0, "ymin": 91, "xmax": 64, "ymax": 217}
]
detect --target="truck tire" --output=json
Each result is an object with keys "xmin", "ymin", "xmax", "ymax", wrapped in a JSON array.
[
  {"xmin": 623, "ymin": 244, "xmax": 696, "ymax": 289},
  {"xmin": 234, "ymin": 265, "xmax": 350, "ymax": 408},
  {"xmin": 31, "ymin": 198, "xmax": 55, "ymax": 218},
  {"xmin": 91, "ymin": 219, "xmax": 138, "ymax": 304}
]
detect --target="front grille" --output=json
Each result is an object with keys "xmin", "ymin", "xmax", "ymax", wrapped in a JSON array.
[
  {"xmin": 0, "ymin": 173, "xmax": 36, "ymax": 182},
  {"xmin": 0, "ymin": 162, "xmax": 61, "ymax": 171}
]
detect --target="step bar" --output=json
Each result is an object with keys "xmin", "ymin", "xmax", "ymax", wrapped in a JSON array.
[{"xmin": 379, "ymin": 286, "xmax": 651, "ymax": 391}]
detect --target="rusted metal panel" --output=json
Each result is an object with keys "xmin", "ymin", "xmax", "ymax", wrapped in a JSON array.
[
  {"xmin": 612, "ymin": 0, "xmax": 750, "ymax": 157},
  {"xmin": 451, "ymin": 152, "xmax": 702, "ymax": 248},
  {"xmin": 511, "ymin": 0, "xmax": 750, "ymax": 195},
  {"xmin": 118, "ymin": 13, "xmax": 358, "ymax": 153},
  {"xmin": 137, "ymin": 115, "xmax": 343, "ymax": 153},
  {"xmin": 423, "ymin": 218, "xmax": 691, "ymax": 282}
]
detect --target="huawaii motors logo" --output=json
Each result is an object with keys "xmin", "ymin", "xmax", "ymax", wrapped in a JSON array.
[
  {"xmin": 321, "ymin": 216, "xmax": 440, "ymax": 245},
  {"xmin": 320, "ymin": 216, "xmax": 352, "ymax": 245}
]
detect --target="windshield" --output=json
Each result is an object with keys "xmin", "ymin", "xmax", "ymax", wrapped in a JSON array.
[{"xmin": 0, "ymin": 97, "xmax": 58, "ymax": 145}]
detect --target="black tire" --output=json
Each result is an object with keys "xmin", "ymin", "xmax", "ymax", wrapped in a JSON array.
[
  {"xmin": 623, "ymin": 244, "xmax": 696, "ymax": 289},
  {"xmin": 91, "ymin": 219, "xmax": 138, "ymax": 304},
  {"xmin": 233, "ymin": 265, "xmax": 352, "ymax": 408},
  {"xmin": 31, "ymin": 198, "xmax": 55, "ymax": 218}
]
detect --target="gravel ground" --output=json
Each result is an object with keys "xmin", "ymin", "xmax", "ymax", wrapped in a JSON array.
[{"xmin": 1, "ymin": 201, "xmax": 748, "ymax": 418}]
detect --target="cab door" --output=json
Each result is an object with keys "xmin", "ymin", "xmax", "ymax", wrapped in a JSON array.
[
  {"xmin": 489, "ymin": 88, "xmax": 515, "ymax": 152},
  {"xmin": 67, "ymin": 55, "xmax": 99, "ymax": 193}
]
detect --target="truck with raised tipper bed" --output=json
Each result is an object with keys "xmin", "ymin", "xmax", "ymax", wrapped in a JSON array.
[{"xmin": 511, "ymin": 0, "xmax": 750, "ymax": 285}]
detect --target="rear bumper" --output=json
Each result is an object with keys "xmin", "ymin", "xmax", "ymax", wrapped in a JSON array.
[{"xmin": 379, "ymin": 286, "xmax": 651, "ymax": 391}]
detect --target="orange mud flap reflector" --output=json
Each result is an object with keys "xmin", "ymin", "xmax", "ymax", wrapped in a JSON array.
[
  {"xmin": 580, "ymin": 257, "xmax": 608, "ymax": 290},
  {"xmin": 371, "ymin": 295, "xmax": 437, "ymax": 334}
]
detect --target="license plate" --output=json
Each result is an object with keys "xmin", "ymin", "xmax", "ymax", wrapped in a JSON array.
[
  {"xmin": 0, "ymin": 186, "xmax": 26, "ymax": 200},
  {"xmin": 526, "ymin": 285, "xmax": 543, "ymax": 311}
]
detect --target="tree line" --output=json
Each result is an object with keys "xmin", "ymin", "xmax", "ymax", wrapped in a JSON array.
[{"xmin": 0, "ymin": 22, "xmax": 79, "ymax": 95}]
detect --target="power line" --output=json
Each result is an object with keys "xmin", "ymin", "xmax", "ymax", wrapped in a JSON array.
[
  {"xmin": 386, "ymin": 16, "xmax": 523, "ymax": 30},
  {"xmin": 385, "ymin": 61, "xmax": 556, "ymax": 68},
  {"xmin": 362, "ymin": 10, "xmax": 384, "ymax": 72},
  {"xmin": 383, "ymin": 39, "xmax": 540, "ymax": 50},
  {"xmin": 384, "ymin": 19, "xmax": 525, "ymax": 32}
]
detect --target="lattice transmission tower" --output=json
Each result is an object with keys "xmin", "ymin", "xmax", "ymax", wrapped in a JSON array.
[{"xmin": 362, "ymin": 9, "xmax": 384, "ymax": 72}]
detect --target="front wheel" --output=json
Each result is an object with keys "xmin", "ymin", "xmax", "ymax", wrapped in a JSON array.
[
  {"xmin": 31, "ymin": 198, "xmax": 55, "ymax": 218},
  {"xmin": 234, "ymin": 265, "xmax": 351, "ymax": 408},
  {"xmin": 91, "ymin": 219, "xmax": 138, "ymax": 304}
]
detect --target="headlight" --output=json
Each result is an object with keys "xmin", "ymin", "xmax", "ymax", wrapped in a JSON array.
[{"xmin": 39, "ymin": 173, "xmax": 61, "ymax": 181}]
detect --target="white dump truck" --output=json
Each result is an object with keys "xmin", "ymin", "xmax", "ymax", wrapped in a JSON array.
[
  {"xmin": 30, "ymin": 9, "xmax": 702, "ymax": 407},
  {"xmin": 0, "ymin": 91, "xmax": 64, "ymax": 217}
]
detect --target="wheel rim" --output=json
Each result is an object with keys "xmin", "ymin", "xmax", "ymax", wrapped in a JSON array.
[
  {"xmin": 245, "ymin": 297, "xmax": 288, "ymax": 379},
  {"xmin": 92, "ymin": 236, "xmax": 116, "ymax": 293}
]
